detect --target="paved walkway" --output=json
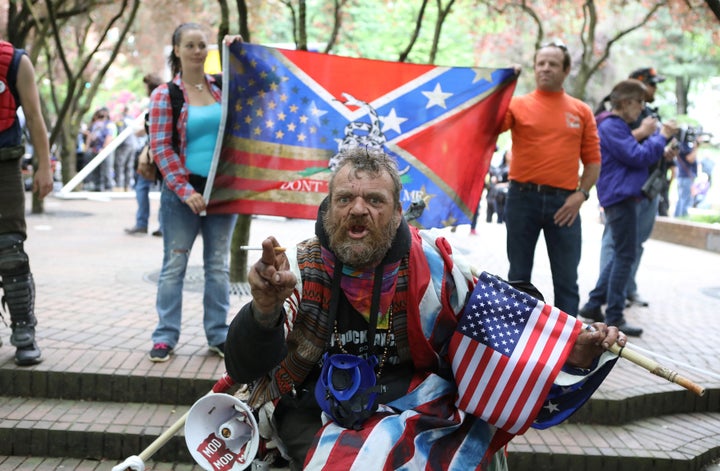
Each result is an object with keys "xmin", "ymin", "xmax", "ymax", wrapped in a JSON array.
[{"xmin": 1, "ymin": 191, "xmax": 719, "ymax": 469}]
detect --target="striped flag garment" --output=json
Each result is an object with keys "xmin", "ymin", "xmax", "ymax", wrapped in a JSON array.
[
  {"xmin": 205, "ymin": 42, "xmax": 517, "ymax": 228},
  {"xmin": 303, "ymin": 374, "xmax": 500, "ymax": 471},
  {"xmin": 449, "ymin": 272, "xmax": 584, "ymax": 435}
]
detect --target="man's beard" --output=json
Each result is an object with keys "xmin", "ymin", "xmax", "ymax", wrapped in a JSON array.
[{"xmin": 323, "ymin": 212, "xmax": 399, "ymax": 268}]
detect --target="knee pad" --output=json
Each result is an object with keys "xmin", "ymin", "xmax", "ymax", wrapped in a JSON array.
[
  {"xmin": 0, "ymin": 233, "xmax": 30, "ymax": 277},
  {"xmin": 0, "ymin": 234, "xmax": 34, "ymax": 327},
  {"xmin": 2, "ymin": 272, "xmax": 36, "ymax": 333}
]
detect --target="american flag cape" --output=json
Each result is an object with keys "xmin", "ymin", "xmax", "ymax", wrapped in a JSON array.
[
  {"xmin": 304, "ymin": 374, "xmax": 506, "ymax": 471},
  {"xmin": 205, "ymin": 42, "xmax": 516, "ymax": 228},
  {"xmin": 449, "ymin": 272, "xmax": 584, "ymax": 435},
  {"xmin": 294, "ymin": 244, "xmax": 615, "ymax": 470}
]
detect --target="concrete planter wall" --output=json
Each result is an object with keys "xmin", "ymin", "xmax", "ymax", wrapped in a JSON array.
[{"xmin": 650, "ymin": 216, "xmax": 720, "ymax": 253}]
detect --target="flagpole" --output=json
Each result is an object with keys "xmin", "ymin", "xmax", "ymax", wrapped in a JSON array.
[
  {"xmin": 201, "ymin": 41, "xmax": 230, "ymax": 215},
  {"xmin": 625, "ymin": 342, "xmax": 720, "ymax": 381},
  {"xmin": 607, "ymin": 343, "xmax": 705, "ymax": 397},
  {"xmin": 470, "ymin": 271, "xmax": 709, "ymax": 397}
]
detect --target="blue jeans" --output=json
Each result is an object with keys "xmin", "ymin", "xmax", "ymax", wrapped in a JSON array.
[
  {"xmin": 599, "ymin": 194, "xmax": 659, "ymax": 298},
  {"xmin": 586, "ymin": 198, "xmax": 638, "ymax": 325},
  {"xmin": 152, "ymin": 184, "xmax": 238, "ymax": 348},
  {"xmin": 674, "ymin": 176, "xmax": 694, "ymax": 217},
  {"xmin": 505, "ymin": 186, "xmax": 582, "ymax": 315},
  {"xmin": 134, "ymin": 172, "xmax": 152, "ymax": 229}
]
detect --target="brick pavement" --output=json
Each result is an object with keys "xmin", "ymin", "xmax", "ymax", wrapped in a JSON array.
[{"xmin": 1, "ymin": 192, "xmax": 719, "ymax": 470}]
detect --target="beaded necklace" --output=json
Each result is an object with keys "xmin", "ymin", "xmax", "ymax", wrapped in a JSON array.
[{"xmin": 333, "ymin": 304, "xmax": 394, "ymax": 379}]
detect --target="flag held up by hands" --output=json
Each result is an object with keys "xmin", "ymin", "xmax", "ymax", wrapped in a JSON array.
[{"xmin": 206, "ymin": 42, "xmax": 517, "ymax": 228}]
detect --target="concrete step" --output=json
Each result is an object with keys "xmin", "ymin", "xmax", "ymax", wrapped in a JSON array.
[
  {"xmin": 2, "ymin": 392, "xmax": 720, "ymax": 470},
  {"xmin": 0, "ymin": 395, "xmax": 195, "ymax": 464},
  {"xmin": 0, "ymin": 368, "xmax": 217, "ymax": 406},
  {"xmin": 508, "ymin": 412, "xmax": 720, "ymax": 471},
  {"xmin": 565, "ymin": 386, "xmax": 719, "ymax": 426},
  {"xmin": 0, "ymin": 455, "xmax": 204, "ymax": 470},
  {"xmin": 2, "ymin": 364, "xmax": 717, "ymax": 422},
  {"xmin": 1, "ymin": 347, "xmax": 718, "ymax": 469}
]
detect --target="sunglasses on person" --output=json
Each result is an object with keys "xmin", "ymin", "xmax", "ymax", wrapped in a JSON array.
[{"xmin": 540, "ymin": 40, "xmax": 568, "ymax": 51}]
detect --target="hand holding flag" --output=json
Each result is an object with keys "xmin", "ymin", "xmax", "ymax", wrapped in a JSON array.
[{"xmin": 449, "ymin": 272, "xmax": 584, "ymax": 435}]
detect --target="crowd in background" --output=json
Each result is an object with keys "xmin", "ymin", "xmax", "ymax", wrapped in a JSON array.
[{"xmin": 75, "ymin": 105, "xmax": 150, "ymax": 193}]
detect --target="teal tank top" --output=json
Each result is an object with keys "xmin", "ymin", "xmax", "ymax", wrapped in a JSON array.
[{"xmin": 185, "ymin": 102, "xmax": 221, "ymax": 176}]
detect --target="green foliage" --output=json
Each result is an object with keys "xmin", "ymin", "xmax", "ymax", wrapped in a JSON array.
[
  {"xmin": 687, "ymin": 213, "xmax": 720, "ymax": 224},
  {"xmin": 13, "ymin": 0, "xmax": 720, "ymax": 159}
]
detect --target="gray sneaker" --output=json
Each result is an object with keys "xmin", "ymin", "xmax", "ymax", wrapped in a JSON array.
[{"xmin": 208, "ymin": 343, "xmax": 225, "ymax": 358}]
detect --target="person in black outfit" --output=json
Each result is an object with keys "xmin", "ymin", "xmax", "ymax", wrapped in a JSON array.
[
  {"xmin": 485, "ymin": 150, "xmax": 511, "ymax": 224},
  {"xmin": 0, "ymin": 40, "xmax": 52, "ymax": 365}
]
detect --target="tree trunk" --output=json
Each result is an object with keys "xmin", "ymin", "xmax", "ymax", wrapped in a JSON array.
[
  {"xmin": 675, "ymin": 76, "xmax": 689, "ymax": 115},
  {"xmin": 230, "ymin": 215, "xmax": 252, "ymax": 283}
]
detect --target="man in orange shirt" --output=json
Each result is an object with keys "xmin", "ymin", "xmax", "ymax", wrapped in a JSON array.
[{"xmin": 499, "ymin": 42, "xmax": 601, "ymax": 317}]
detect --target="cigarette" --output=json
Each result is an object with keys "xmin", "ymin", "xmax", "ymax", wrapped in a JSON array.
[{"xmin": 239, "ymin": 246, "xmax": 287, "ymax": 253}]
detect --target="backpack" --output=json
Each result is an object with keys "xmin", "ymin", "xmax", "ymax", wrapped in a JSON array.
[{"xmin": 140, "ymin": 75, "xmax": 223, "ymax": 181}]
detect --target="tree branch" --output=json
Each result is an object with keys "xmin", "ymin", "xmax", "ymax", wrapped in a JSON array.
[{"xmin": 398, "ymin": 0, "xmax": 430, "ymax": 63}]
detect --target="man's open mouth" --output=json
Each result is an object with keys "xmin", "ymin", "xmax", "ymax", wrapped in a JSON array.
[{"xmin": 349, "ymin": 224, "xmax": 368, "ymax": 238}]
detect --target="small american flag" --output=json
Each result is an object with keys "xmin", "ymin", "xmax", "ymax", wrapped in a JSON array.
[{"xmin": 449, "ymin": 272, "xmax": 583, "ymax": 435}]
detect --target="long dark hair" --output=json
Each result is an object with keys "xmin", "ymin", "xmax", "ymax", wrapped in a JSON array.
[{"xmin": 167, "ymin": 22, "xmax": 205, "ymax": 76}]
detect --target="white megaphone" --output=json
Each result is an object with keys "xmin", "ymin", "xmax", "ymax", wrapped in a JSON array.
[{"xmin": 185, "ymin": 393, "xmax": 260, "ymax": 471}]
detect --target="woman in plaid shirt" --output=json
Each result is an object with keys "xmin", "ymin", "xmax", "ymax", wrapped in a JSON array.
[{"xmin": 146, "ymin": 23, "xmax": 238, "ymax": 363}]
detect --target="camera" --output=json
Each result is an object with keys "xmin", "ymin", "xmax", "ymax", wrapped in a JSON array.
[
  {"xmin": 675, "ymin": 125, "xmax": 713, "ymax": 150},
  {"xmin": 676, "ymin": 125, "xmax": 700, "ymax": 147},
  {"xmin": 647, "ymin": 106, "xmax": 660, "ymax": 120}
]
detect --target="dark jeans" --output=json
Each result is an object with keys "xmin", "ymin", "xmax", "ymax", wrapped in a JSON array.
[
  {"xmin": 586, "ymin": 197, "xmax": 638, "ymax": 325},
  {"xmin": 599, "ymin": 194, "xmax": 658, "ymax": 299},
  {"xmin": 505, "ymin": 185, "xmax": 582, "ymax": 315},
  {"xmin": 0, "ymin": 154, "xmax": 26, "ymax": 236},
  {"xmin": 487, "ymin": 186, "xmax": 507, "ymax": 223}
]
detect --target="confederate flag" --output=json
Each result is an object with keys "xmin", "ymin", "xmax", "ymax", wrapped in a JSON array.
[{"xmin": 205, "ymin": 42, "xmax": 516, "ymax": 229}]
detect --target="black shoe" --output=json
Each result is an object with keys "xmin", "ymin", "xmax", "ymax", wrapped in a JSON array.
[
  {"xmin": 125, "ymin": 226, "xmax": 148, "ymax": 235},
  {"xmin": 578, "ymin": 304, "xmax": 604, "ymax": 322},
  {"xmin": 625, "ymin": 293, "xmax": 649, "ymax": 308},
  {"xmin": 15, "ymin": 342, "xmax": 42, "ymax": 366},
  {"xmin": 151, "ymin": 229, "xmax": 162, "ymax": 237},
  {"xmin": 612, "ymin": 321, "xmax": 643, "ymax": 337}
]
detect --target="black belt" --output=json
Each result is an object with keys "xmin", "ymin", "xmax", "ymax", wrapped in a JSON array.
[
  {"xmin": 510, "ymin": 181, "xmax": 573, "ymax": 195},
  {"xmin": 0, "ymin": 145, "xmax": 24, "ymax": 162}
]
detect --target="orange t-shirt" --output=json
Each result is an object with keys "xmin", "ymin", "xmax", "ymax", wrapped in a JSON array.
[{"xmin": 500, "ymin": 89, "xmax": 601, "ymax": 190}]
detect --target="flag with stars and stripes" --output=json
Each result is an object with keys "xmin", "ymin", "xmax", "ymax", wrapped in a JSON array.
[
  {"xmin": 205, "ymin": 42, "xmax": 517, "ymax": 227},
  {"xmin": 449, "ymin": 272, "xmax": 585, "ymax": 435}
]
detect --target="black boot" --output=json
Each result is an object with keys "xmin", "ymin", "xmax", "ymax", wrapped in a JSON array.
[
  {"xmin": 12, "ymin": 321, "xmax": 42, "ymax": 366},
  {"xmin": 3, "ymin": 274, "xmax": 42, "ymax": 366}
]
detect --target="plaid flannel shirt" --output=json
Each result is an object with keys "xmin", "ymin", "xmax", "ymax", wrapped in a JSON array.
[{"xmin": 148, "ymin": 74, "xmax": 222, "ymax": 201}]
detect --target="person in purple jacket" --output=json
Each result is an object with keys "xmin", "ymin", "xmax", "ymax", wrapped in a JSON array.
[{"xmin": 579, "ymin": 79, "xmax": 677, "ymax": 337}]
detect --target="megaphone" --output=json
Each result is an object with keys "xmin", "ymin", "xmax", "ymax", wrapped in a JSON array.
[{"xmin": 185, "ymin": 393, "xmax": 259, "ymax": 471}]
